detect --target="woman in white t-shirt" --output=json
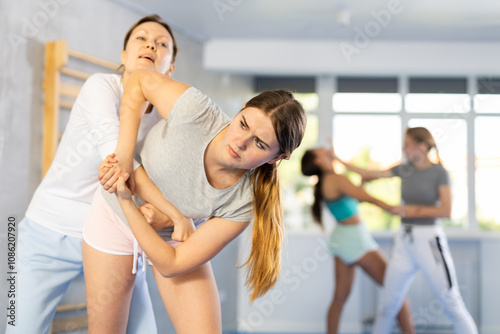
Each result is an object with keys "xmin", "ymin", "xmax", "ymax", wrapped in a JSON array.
[{"xmin": 7, "ymin": 15, "xmax": 179, "ymax": 334}]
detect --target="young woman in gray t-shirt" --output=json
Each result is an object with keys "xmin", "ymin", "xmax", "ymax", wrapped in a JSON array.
[
  {"xmin": 83, "ymin": 69, "xmax": 307, "ymax": 333},
  {"xmin": 337, "ymin": 127, "xmax": 477, "ymax": 334}
]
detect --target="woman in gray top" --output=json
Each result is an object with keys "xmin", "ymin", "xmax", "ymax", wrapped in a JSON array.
[
  {"xmin": 337, "ymin": 127, "xmax": 477, "ymax": 334},
  {"xmin": 82, "ymin": 69, "xmax": 307, "ymax": 333}
]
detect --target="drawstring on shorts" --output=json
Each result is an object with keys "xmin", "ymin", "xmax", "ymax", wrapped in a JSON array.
[
  {"xmin": 403, "ymin": 225, "xmax": 414, "ymax": 243},
  {"xmin": 132, "ymin": 239, "xmax": 148, "ymax": 274}
]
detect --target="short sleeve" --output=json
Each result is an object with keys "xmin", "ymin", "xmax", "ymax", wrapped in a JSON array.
[
  {"xmin": 219, "ymin": 201, "xmax": 252, "ymax": 223},
  {"xmin": 390, "ymin": 164, "xmax": 401, "ymax": 177},
  {"xmin": 437, "ymin": 165, "xmax": 451, "ymax": 186},
  {"xmin": 76, "ymin": 73, "xmax": 143, "ymax": 170},
  {"xmin": 76, "ymin": 73, "xmax": 121, "ymax": 159},
  {"xmin": 166, "ymin": 87, "xmax": 230, "ymax": 131}
]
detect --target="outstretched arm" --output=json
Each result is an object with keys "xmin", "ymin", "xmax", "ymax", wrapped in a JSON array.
[
  {"xmin": 337, "ymin": 159, "xmax": 394, "ymax": 182},
  {"xmin": 100, "ymin": 70, "xmax": 190, "ymax": 192},
  {"xmin": 329, "ymin": 143, "xmax": 394, "ymax": 181},
  {"xmin": 334, "ymin": 174, "xmax": 395, "ymax": 212},
  {"xmin": 395, "ymin": 185, "xmax": 452, "ymax": 219},
  {"xmin": 115, "ymin": 176, "xmax": 249, "ymax": 277}
]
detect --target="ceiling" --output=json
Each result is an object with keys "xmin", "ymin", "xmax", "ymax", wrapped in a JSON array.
[{"xmin": 111, "ymin": 0, "xmax": 500, "ymax": 42}]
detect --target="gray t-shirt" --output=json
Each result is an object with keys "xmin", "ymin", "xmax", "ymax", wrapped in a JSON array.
[
  {"xmin": 102, "ymin": 87, "xmax": 253, "ymax": 240},
  {"xmin": 390, "ymin": 163, "xmax": 450, "ymax": 226}
]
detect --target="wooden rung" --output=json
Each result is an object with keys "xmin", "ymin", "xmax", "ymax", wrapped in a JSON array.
[
  {"xmin": 60, "ymin": 67, "xmax": 91, "ymax": 81},
  {"xmin": 60, "ymin": 82, "xmax": 81, "ymax": 99},
  {"xmin": 56, "ymin": 303, "xmax": 87, "ymax": 312},
  {"xmin": 51, "ymin": 315, "xmax": 88, "ymax": 333},
  {"xmin": 42, "ymin": 40, "xmax": 67, "ymax": 178},
  {"xmin": 59, "ymin": 100, "xmax": 74, "ymax": 110},
  {"xmin": 68, "ymin": 48, "xmax": 119, "ymax": 70}
]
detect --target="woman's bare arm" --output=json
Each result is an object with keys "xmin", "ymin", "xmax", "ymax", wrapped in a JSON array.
[
  {"xmin": 100, "ymin": 70, "xmax": 190, "ymax": 192},
  {"xmin": 115, "ymin": 176, "xmax": 249, "ymax": 277},
  {"xmin": 338, "ymin": 159, "xmax": 394, "ymax": 181},
  {"xmin": 332, "ymin": 174, "xmax": 395, "ymax": 212},
  {"xmin": 132, "ymin": 167, "xmax": 195, "ymax": 241},
  {"xmin": 398, "ymin": 185, "xmax": 452, "ymax": 218}
]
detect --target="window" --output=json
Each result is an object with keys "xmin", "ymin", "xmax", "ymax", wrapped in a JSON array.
[
  {"xmin": 280, "ymin": 92, "xmax": 318, "ymax": 230},
  {"xmin": 475, "ymin": 117, "xmax": 500, "ymax": 230},
  {"xmin": 287, "ymin": 76, "xmax": 499, "ymax": 232},
  {"xmin": 474, "ymin": 77, "xmax": 500, "ymax": 230},
  {"xmin": 333, "ymin": 93, "xmax": 401, "ymax": 112},
  {"xmin": 405, "ymin": 94, "xmax": 470, "ymax": 113},
  {"xmin": 281, "ymin": 110, "xmax": 318, "ymax": 230},
  {"xmin": 474, "ymin": 95, "xmax": 500, "ymax": 113},
  {"xmin": 475, "ymin": 77, "xmax": 500, "ymax": 113},
  {"xmin": 333, "ymin": 77, "xmax": 401, "ymax": 113},
  {"xmin": 330, "ymin": 77, "xmax": 403, "ymax": 230},
  {"xmin": 406, "ymin": 77, "xmax": 470, "ymax": 113}
]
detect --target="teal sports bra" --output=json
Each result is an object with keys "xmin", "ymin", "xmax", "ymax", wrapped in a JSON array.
[{"xmin": 325, "ymin": 196, "xmax": 359, "ymax": 221}]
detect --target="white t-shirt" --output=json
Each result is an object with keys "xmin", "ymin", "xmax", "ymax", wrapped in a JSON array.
[{"xmin": 26, "ymin": 73, "xmax": 161, "ymax": 237}]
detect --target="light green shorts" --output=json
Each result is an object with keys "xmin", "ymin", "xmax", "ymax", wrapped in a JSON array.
[{"xmin": 328, "ymin": 221, "xmax": 379, "ymax": 264}]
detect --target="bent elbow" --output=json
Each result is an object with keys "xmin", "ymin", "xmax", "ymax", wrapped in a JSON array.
[
  {"xmin": 442, "ymin": 208, "xmax": 452, "ymax": 218},
  {"xmin": 157, "ymin": 266, "xmax": 182, "ymax": 278},
  {"xmin": 364, "ymin": 172, "xmax": 379, "ymax": 182},
  {"xmin": 161, "ymin": 272, "xmax": 175, "ymax": 279},
  {"xmin": 158, "ymin": 267, "xmax": 175, "ymax": 278}
]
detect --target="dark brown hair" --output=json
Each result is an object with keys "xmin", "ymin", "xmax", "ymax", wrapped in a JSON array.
[{"xmin": 301, "ymin": 149, "xmax": 323, "ymax": 224}]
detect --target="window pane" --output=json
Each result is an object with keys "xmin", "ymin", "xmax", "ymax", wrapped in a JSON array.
[
  {"xmin": 281, "ymin": 114, "xmax": 319, "ymax": 230},
  {"xmin": 294, "ymin": 92, "xmax": 319, "ymax": 112},
  {"xmin": 405, "ymin": 94, "xmax": 470, "ymax": 113},
  {"xmin": 474, "ymin": 95, "xmax": 500, "ymax": 113},
  {"xmin": 333, "ymin": 115, "xmax": 402, "ymax": 230},
  {"xmin": 475, "ymin": 117, "xmax": 500, "ymax": 230},
  {"xmin": 332, "ymin": 93, "xmax": 401, "ymax": 112},
  {"xmin": 407, "ymin": 119, "xmax": 468, "ymax": 228}
]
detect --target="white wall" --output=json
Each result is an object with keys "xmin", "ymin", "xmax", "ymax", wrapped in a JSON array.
[{"xmin": 0, "ymin": 0, "xmax": 253, "ymax": 332}]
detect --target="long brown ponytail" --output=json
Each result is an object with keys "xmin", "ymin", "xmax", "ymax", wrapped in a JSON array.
[
  {"xmin": 301, "ymin": 149, "xmax": 323, "ymax": 224},
  {"xmin": 243, "ymin": 163, "xmax": 283, "ymax": 302},
  {"xmin": 238, "ymin": 90, "xmax": 306, "ymax": 302}
]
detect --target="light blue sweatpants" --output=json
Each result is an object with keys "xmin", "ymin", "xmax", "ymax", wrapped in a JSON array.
[{"xmin": 5, "ymin": 217, "xmax": 157, "ymax": 334}]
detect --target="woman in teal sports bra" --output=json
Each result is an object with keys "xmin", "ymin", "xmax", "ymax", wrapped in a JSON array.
[{"xmin": 301, "ymin": 147, "xmax": 415, "ymax": 334}]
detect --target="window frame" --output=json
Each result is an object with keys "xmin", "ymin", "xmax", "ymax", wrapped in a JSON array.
[{"xmin": 312, "ymin": 75, "xmax": 500, "ymax": 232}]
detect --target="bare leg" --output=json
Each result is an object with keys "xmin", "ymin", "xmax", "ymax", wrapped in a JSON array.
[
  {"xmin": 356, "ymin": 250, "xmax": 415, "ymax": 334},
  {"xmin": 327, "ymin": 257, "xmax": 356, "ymax": 334},
  {"xmin": 82, "ymin": 240, "xmax": 136, "ymax": 334},
  {"xmin": 152, "ymin": 262, "xmax": 221, "ymax": 334}
]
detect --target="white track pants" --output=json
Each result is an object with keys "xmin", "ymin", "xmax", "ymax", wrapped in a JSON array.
[{"xmin": 372, "ymin": 224, "xmax": 477, "ymax": 334}]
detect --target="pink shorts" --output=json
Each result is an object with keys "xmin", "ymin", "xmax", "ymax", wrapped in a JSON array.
[{"xmin": 83, "ymin": 188, "xmax": 181, "ymax": 271}]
